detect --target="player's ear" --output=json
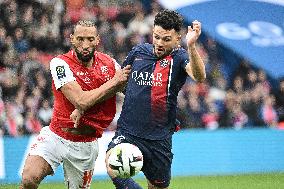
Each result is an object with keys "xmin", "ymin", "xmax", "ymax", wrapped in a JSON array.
[
  {"xmin": 95, "ymin": 35, "xmax": 100, "ymax": 46},
  {"xmin": 176, "ymin": 34, "xmax": 182, "ymax": 46},
  {"xmin": 70, "ymin": 34, "xmax": 75, "ymax": 46},
  {"xmin": 177, "ymin": 34, "xmax": 182, "ymax": 42}
]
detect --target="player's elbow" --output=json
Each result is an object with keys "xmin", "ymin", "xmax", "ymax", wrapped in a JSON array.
[
  {"xmin": 197, "ymin": 74, "xmax": 206, "ymax": 82},
  {"xmin": 193, "ymin": 73, "xmax": 206, "ymax": 82}
]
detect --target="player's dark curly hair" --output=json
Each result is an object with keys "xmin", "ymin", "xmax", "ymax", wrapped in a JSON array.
[{"xmin": 154, "ymin": 9, "xmax": 183, "ymax": 32}]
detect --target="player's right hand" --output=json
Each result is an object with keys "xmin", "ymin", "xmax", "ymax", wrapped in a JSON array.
[
  {"xmin": 113, "ymin": 65, "xmax": 131, "ymax": 86},
  {"xmin": 70, "ymin": 109, "xmax": 83, "ymax": 128},
  {"xmin": 186, "ymin": 20, "xmax": 202, "ymax": 47}
]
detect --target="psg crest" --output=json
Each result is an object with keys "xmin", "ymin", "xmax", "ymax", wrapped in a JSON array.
[{"xmin": 160, "ymin": 59, "xmax": 169, "ymax": 68}]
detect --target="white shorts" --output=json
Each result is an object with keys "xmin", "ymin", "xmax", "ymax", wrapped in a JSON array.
[{"xmin": 29, "ymin": 126, "xmax": 99, "ymax": 189}]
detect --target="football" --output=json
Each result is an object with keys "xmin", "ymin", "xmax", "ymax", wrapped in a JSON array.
[{"xmin": 107, "ymin": 143, "xmax": 143, "ymax": 178}]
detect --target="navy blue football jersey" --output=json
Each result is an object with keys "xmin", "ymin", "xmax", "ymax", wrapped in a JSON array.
[{"xmin": 117, "ymin": 43, "xmax": 190, "ymax": 140}]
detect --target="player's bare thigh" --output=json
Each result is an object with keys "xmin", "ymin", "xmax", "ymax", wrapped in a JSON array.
[{"xmin": 22, "ymin": 155, "xmax": 53, "ymax": 182}]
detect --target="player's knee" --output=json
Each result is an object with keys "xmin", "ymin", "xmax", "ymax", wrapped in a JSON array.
[
  {"xmin": 21, "ymin": 175, "xmax": 39, "ymax": 189},
  {"xmin": 21, "ymin": 169, "xmax": 43, "ymax": 189}
]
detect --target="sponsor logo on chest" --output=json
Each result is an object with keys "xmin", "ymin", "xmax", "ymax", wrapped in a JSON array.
[
  {"xmin": 76, "ymin": 71, "xmax": 91, "ymax": 84},
  {"xmin": 76, "ymin": 65, "xmax": 112, "ymax": 84},
  {"xmin": 132, "ymin": 71, "xmax": 163, "ymax": 87}
]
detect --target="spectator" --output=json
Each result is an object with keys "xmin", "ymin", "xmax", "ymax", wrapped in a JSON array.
[
  {"xmin": 14, "ymin": 27, "xmax": 30, "ymax": 54},
  {"xmin": 261, "ymin": 95, "xmax": 278, "ymax": 127},
  {"xmin": 24, "ymin": 110, "xmax": 42, "ymax": 134},
  {"xmin": 231, "ymin": 104, "xmax": 248, "ymax": 130},
  {"xmin": 35, "ymin": 13, "xmax": 52, "ymax": 38},
  {"xmin": 2, "ymin": 35, "xmax": 18, "ymax": 70},
  {"xmin": 232, "ymin": 76, "xmax": 244, "ymax": 94},
  {"xmin": 219, "ymin": 90, "xmax": 236, "ymax": 127},
  {"xmin": 116, "ymin": 1, "xmax": 135, "ymax": 28},
  {"xmin": 207, "ymin": 76, "xmax": 227, "ymax": 114},
  {"xmin": 242, "ymin": 87, "xmax": 264, "ymax": 126},
  {"xmin": 0, "ymin": 26, "xmax": 8, "ymax": 68},
  {"xmin": 38, "ymin": 99, "xmax": 52, "ymax": 126},
  {"xmin": 3, "ymin": 1, "xmax": 20, "ymax": 34},
  {"xmin": 274, "ymin": 80, "xmax": 284, "ymax": 127},
  {"xmin": 0, "ymin": 93, "xmax": 5, "ymax": 136},
  {"xmin": 244, "ymin": 69, "xmax": 258, "ymax": 90},
  {"xmin": 202, "ymin": 102, "xmax": 219, "ymax": 130},
  {"xmin": 4, "ymin": 101, "xmax": 24, "ymax": 137},
  {"xmin": 21, "ymin": 5, "xmax": 35, "ymax": 40},
  {"xmin": 257, "ymin": 69, "xmax": 271, "ymax": 95},
  {"xmin": 127, "ymin": 12, "xmax": 151, "ymax": 36},
  {"xmin": 0, "ymin": 69, "xmax": 19, "ymax": 101},
  {"xmin": 186, "ymin": 96, "xmax": 204, "ymax": 128}
]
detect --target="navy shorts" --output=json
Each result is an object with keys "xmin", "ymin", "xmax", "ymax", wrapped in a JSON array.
[{"xmin": 107, "ymin": 130, "xmax": 173, "ymax": 188}]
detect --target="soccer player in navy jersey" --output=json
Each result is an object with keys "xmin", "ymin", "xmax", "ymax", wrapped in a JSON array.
[
  {"xmin": 70, "ymin": 9, "xmax": 206, "ymax": 189},
  {"xmin": 103, "ymin": 9, "xmax": 206, "ymax": 189}
]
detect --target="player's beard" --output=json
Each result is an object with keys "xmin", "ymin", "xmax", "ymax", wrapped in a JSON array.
[
  {"xmin": 154, "ymin": 46, "xmax": 173, "ymax": 59},
  {"xmin": 74, "ymin": 48, "xmax": 95, "ymax": 63}
]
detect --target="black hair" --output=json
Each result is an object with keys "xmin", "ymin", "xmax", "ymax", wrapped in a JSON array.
[
  {"xmin": 154, "ymin": 9, "xmax": 183, "ymax": 32},
  {"xmin": 72, "ymin": 20, "xmax": 96, "ymax": 34}
]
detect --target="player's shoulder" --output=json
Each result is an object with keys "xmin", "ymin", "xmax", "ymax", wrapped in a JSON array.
[
  {"xmin": 135, "ymin": 43, "xmax": 152, "ymax": 51},
  {"xmin": 174, "ymin": 47, "xmax": 188, "ymax": 56},
  {"xmin": 95, "ymin": 51, "xmax": 117, "ymax": 67},
  {"xmin": 96, "ymin": 51, "xmax": 116, "ymax": 63},
  {"xmin": 130, "ymin": 43, "xmax": 153, "ymax": 57},
  {"xmin": 172, "ymin": 47, "xmax": 188, "ymax": 61},
  {"xmin": 49, "ymin": 57, "xmax": 70, "ymax": 77},
  {"xmin": 95, "ymin": 51, "xmax": 113, "ymax": 60},
  {"xmin": 50, "ymin": 51, "xmax": 72, "ymax": 65},
  {"xmin": 50, "ymin": 56, "xmax": 67, "ymax": 66}
]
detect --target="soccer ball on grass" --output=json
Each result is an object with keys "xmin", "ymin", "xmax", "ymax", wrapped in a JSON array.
[{"xmin": 107, "ymin": 143, "xmax": 143, "ymax": 178}]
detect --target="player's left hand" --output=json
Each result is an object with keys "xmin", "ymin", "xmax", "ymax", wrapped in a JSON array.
[
  {"xmin": 186, "ymin": 20, "xmax": 202, "ymax": 47},
  {"xmin": 70, "ymin": 109, "xmax": 83, "ymax": 128}
]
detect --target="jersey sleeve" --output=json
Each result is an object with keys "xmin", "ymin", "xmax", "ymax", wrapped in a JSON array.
[
  {"xmin": 122, "ymin": 46, "xmax": 137, "ymax": 68},
  {"xmin": 50, "ymin": 57, "xmax": 76, "ymax": 90}
]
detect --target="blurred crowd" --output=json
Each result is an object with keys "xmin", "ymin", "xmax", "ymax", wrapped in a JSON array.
[
  {"xmin": 177, "ymin": 61, "xmax": 284, "ymax": 130},
  {"xmin": 0, "ymin": 0, "xmax": 283, "ymax": 137}
]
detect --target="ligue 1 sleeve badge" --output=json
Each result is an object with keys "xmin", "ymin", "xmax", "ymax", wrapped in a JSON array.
[{"xmin": 56, "ymin": 66, "xmax": 66, "ymax": 79}]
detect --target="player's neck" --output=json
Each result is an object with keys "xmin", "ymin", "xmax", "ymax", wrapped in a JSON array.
[
  {"xmin": 81, "ymin": 59, "xmax": 93, "ymax": 68},
  {"xmin": 73, "ymin": 51, "xmax": 93, "ymax": 68}
]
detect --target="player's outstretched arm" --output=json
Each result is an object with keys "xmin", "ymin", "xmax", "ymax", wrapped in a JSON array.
[
  {"xmin": 61, "ymin": 65, "xmax": 131, "ymax": 113},
  {"xmin": 185, "ymin": 20, "xmax": 206, "ymax": 82}
]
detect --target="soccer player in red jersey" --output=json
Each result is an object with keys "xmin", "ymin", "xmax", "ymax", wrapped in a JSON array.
[{"xmin": 20, "ymin": 20, "xmax": 131, "ymax": 189}]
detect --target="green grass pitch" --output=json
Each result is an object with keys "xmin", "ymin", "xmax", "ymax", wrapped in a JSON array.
[{"xmin": 1, "ymin": 173, "xmax": 284, "ymax": 189}]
